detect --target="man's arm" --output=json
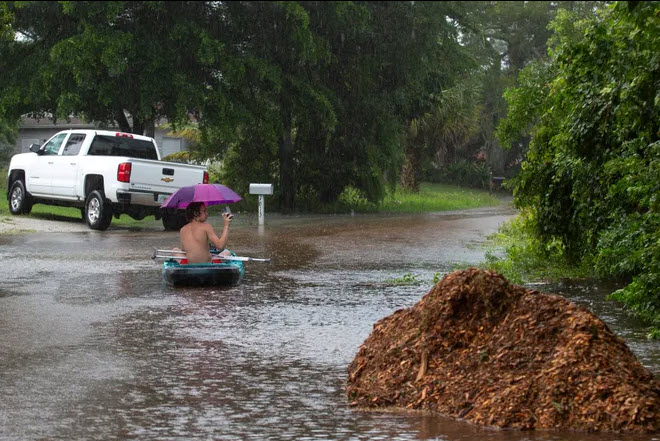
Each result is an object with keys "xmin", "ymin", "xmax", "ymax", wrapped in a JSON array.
[{"xmin": 206, "ymin": 213, "xmax": 231, "ymax": 250}]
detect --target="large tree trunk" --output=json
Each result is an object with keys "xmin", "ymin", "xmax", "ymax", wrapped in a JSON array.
[
  {"xmin": 144, "ymin": 118, "xmax": 155, "ymax": 138},
  {"xmin": 115, "ymin": 110, "xmax": 131, "ymax": 133},
  {"xmin": 132, "ymin": 119, "xmax": 144, "ymax": 135},
  {"xmin": 279, "ymin": 103, "xmax": 295, "ymax": 213}
]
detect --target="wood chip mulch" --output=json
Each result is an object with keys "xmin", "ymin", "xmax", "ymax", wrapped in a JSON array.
[{"xmin": 346, "ymin": 268, "xmax": 659, "ymax": 433}]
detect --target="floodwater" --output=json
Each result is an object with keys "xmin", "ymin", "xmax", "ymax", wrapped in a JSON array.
[{"xmin": 0, "ymin": 205, "xmax": 657, "ymax": 441}]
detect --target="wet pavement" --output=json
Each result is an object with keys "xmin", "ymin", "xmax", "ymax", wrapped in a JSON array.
[{"xmin": 0, "ymin": 204, "xmax": 657, "ymax": 441}]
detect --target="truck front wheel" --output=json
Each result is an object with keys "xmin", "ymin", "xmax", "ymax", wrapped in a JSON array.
[
  {"xmin": 85, "ymin": 190, "xmax": 113, "ymax": 230},
  {"xmin": 9, "ymin": 179, "xmax": 33, "ymax": 215},
  {"xmin": 162, "ymin": 210, "xmax": 187, "ymax": 231}
]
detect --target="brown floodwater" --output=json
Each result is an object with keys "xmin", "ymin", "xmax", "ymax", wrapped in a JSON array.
[{"xmin": 0, "ymin": 205, "xmax": 657, "ymax": 441}]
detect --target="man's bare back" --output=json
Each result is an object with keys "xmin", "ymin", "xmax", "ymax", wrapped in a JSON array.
[
  {"xmin": 177, "ymin": 203, "xmax": 232, "ymax": 263},
  {"xmin": 180, "ymin": 222, "xmax": 217, "ymax": 263}
]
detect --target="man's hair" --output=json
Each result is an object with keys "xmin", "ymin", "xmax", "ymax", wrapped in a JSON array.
[{"xmin": 185, "ymin": 202, "xmax": 205, "ymax": 222}]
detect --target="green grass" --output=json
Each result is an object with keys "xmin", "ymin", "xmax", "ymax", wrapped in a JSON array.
[{"xmin": 379, "ymin": 183, "xmax": 500, "ymax": 213}]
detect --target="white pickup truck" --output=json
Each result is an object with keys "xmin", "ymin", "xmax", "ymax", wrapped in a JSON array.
[{"xmin": 7, "ymin": 129, "xmax": 207, "ymax": 231}]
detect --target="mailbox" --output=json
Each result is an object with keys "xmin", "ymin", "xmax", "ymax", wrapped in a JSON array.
[{"xmin": 249, "ymin": 183, "xmax": 274, "ymax": 195}]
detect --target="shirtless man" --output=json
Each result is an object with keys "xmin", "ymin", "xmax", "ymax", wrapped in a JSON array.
[{"xmin": 177, "ymin": 202, "xmax": 233, "ymax": 263}]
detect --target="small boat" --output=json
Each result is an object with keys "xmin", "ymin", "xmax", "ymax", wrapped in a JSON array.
[{"xmin": 162, "ymin": 252, "xmax": 245, "ymax": 287}]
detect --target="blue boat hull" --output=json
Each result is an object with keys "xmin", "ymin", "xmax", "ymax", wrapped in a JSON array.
[{"xmin": 162, "ymin": 259, "xmax": 244, "ymax": 287}]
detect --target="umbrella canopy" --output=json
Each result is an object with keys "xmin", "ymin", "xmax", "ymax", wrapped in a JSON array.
[{"xmin": 160, "ymin": 184, "xmax": 242, "ymax": 209}]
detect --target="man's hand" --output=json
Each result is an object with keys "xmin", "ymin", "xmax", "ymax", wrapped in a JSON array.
[{"xmin": 222, "ymin": 212, "xmax": 233, "ymax": 225}]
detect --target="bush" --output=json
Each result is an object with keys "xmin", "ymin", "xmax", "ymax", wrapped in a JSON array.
[{"xmin": 484, "ymin": 212, "xmax": 594, "ymax": 284}]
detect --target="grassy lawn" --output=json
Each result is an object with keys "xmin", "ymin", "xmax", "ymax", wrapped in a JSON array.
[{"xmin": 380, "ymin": 183, "xmax": 500, "ymax": 213}]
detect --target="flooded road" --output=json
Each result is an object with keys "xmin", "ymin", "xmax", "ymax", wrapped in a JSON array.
[{"xmin": 0, "ymin": 205, "xmax": 657, "ymax": 441}]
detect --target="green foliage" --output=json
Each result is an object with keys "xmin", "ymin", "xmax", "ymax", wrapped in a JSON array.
[
  {"xmin": 293, "ymin": 185, "xmax": 377, "ymax": 214},
  {"xmin": 497, "ymin": 2, "xmax": 660, "ymax": 334},
  {"xmin": 403, "ymin": 77, "xmax": 483, "ymax": 192},
  {"xmin": 483, "ymin": 213, "xmax": 594, "ymax": 285},
  {"xmin": 162, "ymin": 151, "xmax": 206, "ymax": 165},
  {"xmin": 497, "ymin": 61, "xmax": 556, "ymax": 150},
  {"xmin": 282, "ymin": 181, "xmax": 499, "ymax": 215},
  {"xmin": 337, "ymin": 186, "xmax": 373, "ymax": 212},
  {"xmin": 449, "ymin": 1, "xmax": 605, "ymax": 177},
  {"xmin": 0, "ymin": 117, "xmax": 17, "ymax": 166},
  {"xmin": 385, "ymin": 273, "xmax": 421, "ymax": 285},
  {"xmin": 0, "ymin": 2, "xmax": 235, "ymax": 132},
  {"xmin": 219, "ymin": 135, "xmax": 279, "ymax": 202}
]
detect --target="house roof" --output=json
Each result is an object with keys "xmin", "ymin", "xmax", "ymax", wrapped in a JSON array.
[
  {"xmin": 19, "ymin": 115, "xmax": 186, "ymax": 129},
  {"xmin": 19, "ymin": 116, "xmax": 115, "ymax": 129}
]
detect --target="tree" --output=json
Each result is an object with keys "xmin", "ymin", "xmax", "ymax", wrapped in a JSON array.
[
  {"xmin": 403, "ymin": 80, "xmax": 482, "ymax": 192},
  {"xmin": 211, "ymin": 2, "xmax": 473, "ymax": 207},
  {"xmin": 445, "ymin": 1, "xmax": 604, "ymax": 178},
  {"xmin": 194, "ymin": 1, "xmax": 336, "ymax": 212},
  {"xmin": 378, "ymin": 1, "xmax": 476, "ymax": 192},
  {"xmin": 0, "ymin": 2, "xmax": 223, "ymax": 135},
  {"xmin": 0, "ymin": 117, "xmax": 16, "ymax": 166}
]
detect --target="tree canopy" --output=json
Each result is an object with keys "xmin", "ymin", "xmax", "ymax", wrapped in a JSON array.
[{"xmin": 0, "ymin": 1, "xmax": 494, "ymax": 209}]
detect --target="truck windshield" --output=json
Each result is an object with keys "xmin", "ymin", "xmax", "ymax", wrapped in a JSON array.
[{"xmin": 88, "ymin": 135, "xmax": 158, "ymax": 160}]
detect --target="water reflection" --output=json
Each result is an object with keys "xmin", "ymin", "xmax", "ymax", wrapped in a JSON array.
[{"xmin": 0, "ymin": 207, "xmax": 657, "ymax": 440}]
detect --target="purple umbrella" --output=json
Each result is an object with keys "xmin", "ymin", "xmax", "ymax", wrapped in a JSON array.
[{"xmin": 160, "ymin": 184, "xmax": 242, "ymax": 209}]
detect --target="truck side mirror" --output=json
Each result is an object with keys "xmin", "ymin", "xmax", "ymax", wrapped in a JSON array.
[{"xmin": 29, "ymin": 143, "xmax": 43, "ymax": 154}]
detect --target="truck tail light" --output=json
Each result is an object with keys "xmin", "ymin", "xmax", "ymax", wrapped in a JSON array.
[
  {"xmin": 203, "ymin": 171, "xmax": 209, "ymax": 184},
  {"xmin": 116, "ymin": 132, "xmax": 134, "ymax": 138},
  {"xmin": 117, "ymin": 162, "xmax": 132, "ymax": 182}
]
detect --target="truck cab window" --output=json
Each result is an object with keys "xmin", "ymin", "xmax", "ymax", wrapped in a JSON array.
[
  {"xmin": 42, "ymin": 133, "xmax": 67, "ymax": 155},
  {"xmin": 62, "ymin": 134, "xmax": 87, "ymax": 156},
  {"xmin": 88, "ymin": 135, "xmax": 158, "ymax": 160}
]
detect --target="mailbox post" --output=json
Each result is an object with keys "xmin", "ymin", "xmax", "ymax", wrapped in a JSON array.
[{"xmin": 249, "ymin": 183, "xmax": 274, "ymax": 225}]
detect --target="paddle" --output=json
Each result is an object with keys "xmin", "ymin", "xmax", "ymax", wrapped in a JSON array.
[{"xmin": 152, "ymin": 248, "xmax": 271, "ymax": 263}]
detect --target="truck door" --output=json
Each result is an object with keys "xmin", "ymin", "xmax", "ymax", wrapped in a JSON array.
[
  {"xmin": 27, "ymin": 132, "xmax": 67, "ymax": 195},
  {"xmin": 51, "ymin": 133, "xmax": 86, "ymax": 197}
]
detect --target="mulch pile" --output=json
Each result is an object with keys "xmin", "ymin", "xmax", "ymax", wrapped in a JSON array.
[{"xmin": 347, "ymin": 268, "xmax": 659, "ymax": 433}]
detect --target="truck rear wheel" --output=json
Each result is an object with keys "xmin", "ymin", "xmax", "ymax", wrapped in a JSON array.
[
  {"xmin": 85, "ymin": 190, "xmax": 113, "ymax": 230},
  {"xmin": 9, "ymin": 179, "xmax": 33, "ymax": 215},
  {"xmin": 162, "ymin": 210, "xmax": 187, "ymax": 231}
]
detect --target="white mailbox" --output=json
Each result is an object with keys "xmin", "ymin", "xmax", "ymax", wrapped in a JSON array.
[
  {"xmin": 249, "ymin": 183, "xmax": 274, "ymax": 195},
  {"xmin": 249, "ymin": 183, "xmax": 273, "ymax": 225}
]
